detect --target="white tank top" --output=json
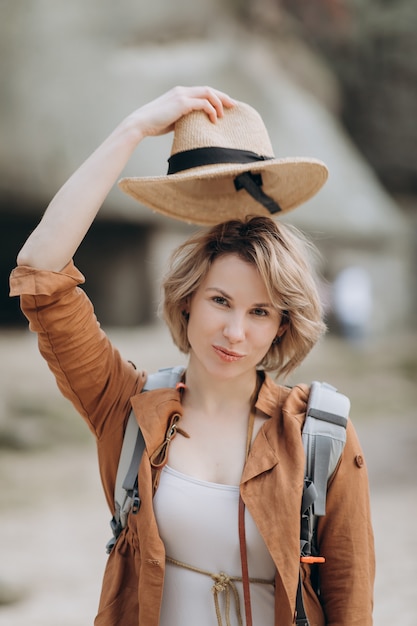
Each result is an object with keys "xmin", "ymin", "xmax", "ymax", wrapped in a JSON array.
[{"xmin": 153, "ymin": 465, "xmax": 276, "ymax": 626}]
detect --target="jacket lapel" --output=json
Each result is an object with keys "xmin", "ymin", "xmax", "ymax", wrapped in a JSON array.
[{"xmin": 241, "ymin": 379, "xmax": 309, "ymax": 618}]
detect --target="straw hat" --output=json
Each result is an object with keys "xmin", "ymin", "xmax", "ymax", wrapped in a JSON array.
[{"xmin": 118, "ymin": 101, "xmax": 328, "ymax": 225}]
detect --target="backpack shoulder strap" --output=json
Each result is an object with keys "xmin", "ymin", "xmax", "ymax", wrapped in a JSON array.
[
  {"xmin": 142, "ymin": 365, "xmax": 186, "ymax": 391},
  {"xmin": 106, "ymin": 365, "xmax": 185, "ymax": 553},
  {"xmin": 296, "ymin": 381, "xmax": 350, "ymax": 625},
  {"xmin": 302, "ymin": 381, "xmax": 350, "ymax": 516}
]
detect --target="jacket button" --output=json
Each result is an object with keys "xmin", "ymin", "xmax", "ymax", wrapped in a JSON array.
[{"xmin": 355, "ymin": 454, "xmax": 364, "ymax": 468}]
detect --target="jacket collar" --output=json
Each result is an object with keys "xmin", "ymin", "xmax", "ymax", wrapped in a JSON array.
[{"xmin": 130, "ymin": 373, "xmax": 310, "ymax": 465}]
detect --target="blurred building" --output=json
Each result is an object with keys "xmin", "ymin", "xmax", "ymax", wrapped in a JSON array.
[{"xmin": 1, "ymin": 0, "xmax": 414, "ymax": 335}]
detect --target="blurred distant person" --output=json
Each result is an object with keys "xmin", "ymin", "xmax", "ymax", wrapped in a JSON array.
[{"xmin": 333, "ymin": 266, "xmax": 373, "ymax": 343}]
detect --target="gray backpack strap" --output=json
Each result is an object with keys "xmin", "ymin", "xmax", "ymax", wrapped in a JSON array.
[
  {"xmin": 106, "ymin": 366, "xmax": 185, "ymax": 553},
  {"xmin": 106, "ymin": 412, "xmax": 145, "ymax": 553},
  {"xmin": 302, "ymin": 381, "xmax": 350, "ymax": 516},
  {"xmin": 142, "ymin": 365, "xmax": 185, "ymax": 391},
  {"xmin": 300, "ymin": 381, "xmax": 350, "ymax": 559},
  {"xmin": 297, "ymin": 381, "xmax": 350, "ymax": 625}
]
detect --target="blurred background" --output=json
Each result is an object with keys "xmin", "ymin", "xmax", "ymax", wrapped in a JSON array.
[{"xmin": 0, "ymin": 0, "xmax": 416, "ymax": 624}]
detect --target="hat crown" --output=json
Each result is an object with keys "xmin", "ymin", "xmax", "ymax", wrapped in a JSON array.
[
  {"xmin": 118, "ymin": 97, "xmax": 329, "ymax": 225},
  {"xmin": 171, "ymin": 101, "xmax": 275, "ymax": 157}
]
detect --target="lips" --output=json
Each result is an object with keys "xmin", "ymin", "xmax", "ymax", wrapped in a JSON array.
[{"xmin": 213, "ymin": 345, "xmax": 246, "ymax": 362}]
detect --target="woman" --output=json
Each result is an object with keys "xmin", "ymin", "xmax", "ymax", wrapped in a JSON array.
[{"xmin": 10, "ymin": 86, "xmax": 374, "ymax": 625}]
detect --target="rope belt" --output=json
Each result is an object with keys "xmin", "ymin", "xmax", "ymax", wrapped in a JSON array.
[{"xmin": 166, "ymin": 555, "xmax": 274, "ymax": 626}]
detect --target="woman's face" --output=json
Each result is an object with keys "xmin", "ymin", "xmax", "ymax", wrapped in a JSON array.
[{"xmin": 186, "ymin": 254, "xmax": 282, "ymax": 380}]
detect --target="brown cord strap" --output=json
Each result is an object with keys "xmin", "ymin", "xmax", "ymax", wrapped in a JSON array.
[
  {"xmin": 239, "ymin": 409, "xmax": 256, "ymax": 626},
  {"xmin": 166, "ymin": 556, "xmax": 273, "ymax": 626},
  {"xmin": 238, "ymin": 496, "xmax": 252, "ymax": 626}
]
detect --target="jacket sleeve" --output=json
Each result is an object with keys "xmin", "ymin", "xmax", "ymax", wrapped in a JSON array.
[
  {"xmin": 315, "ymin": 418, "xmax": 375, "ymax": 625},
  {"xmin": 9, "ymin": 262, "xmax": 146, "ymax": 439}
]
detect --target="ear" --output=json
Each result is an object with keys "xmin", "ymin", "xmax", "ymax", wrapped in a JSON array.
[
  {"xmin": 277, "ymin": 323, "xmax": 289, "ymax": 339},
  {"xmin": 276, "ymin": 312, "xmax": 290, "ymax": 339},
  {"xmin": 181, "ymin": 296, "xmax": 191, "ymax": 321}
]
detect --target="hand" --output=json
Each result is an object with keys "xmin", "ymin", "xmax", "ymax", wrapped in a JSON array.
[{"xmin": 123, "ymin": 85, "xmax": 236, "ymax": 140}]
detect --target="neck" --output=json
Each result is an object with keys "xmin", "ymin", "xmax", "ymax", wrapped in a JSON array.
[{"xmin": 183, "ymin": 356, "xmax": 259, "ymax": 416}]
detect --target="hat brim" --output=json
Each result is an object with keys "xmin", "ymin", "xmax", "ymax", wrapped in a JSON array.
[{"xmin": 118, "ymin": 157, "xmax": 328, "ymax": 226}]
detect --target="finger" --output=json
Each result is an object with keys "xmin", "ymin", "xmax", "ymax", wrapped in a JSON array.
[
  {"xmin": 192, "ymin": 86, "xmax": 236, "ymax": 120},
  {"xmin": 180, "ymin": 88, "xmax": 236, "ymax": 123},
  {"xmin": 210, "ymin": 88, "xmax": 237, "ymax": 110}
]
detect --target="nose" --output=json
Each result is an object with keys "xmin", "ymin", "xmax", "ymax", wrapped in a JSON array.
[{"xmin": 223, "ymin": 313, "xmax": 246, "ymax": 343}]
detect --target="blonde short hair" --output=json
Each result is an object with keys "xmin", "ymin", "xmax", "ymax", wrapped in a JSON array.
[{"xmin": 161, "ymin": 216, "xmax": 326, "ymax": 378}]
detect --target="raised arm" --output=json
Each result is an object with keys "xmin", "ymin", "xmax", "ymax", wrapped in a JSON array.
[{"xmin": 16, "ymin": 86, "xmax": 235, "ymax": 271}]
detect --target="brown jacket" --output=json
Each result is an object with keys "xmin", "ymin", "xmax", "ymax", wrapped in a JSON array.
[{"xmin": 10, "ymin": 262, "xmax": 375, "ymax": 626}]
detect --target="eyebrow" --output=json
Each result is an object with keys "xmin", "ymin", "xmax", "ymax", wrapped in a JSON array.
[{"xmin": 205, "ymin": 287, "xmax": 274, "ymax": 309}]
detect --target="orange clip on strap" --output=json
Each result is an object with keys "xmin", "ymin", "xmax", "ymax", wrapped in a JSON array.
[
  {"xmin": 300, "ymin": 556, "xmax": 326, "ymax": 564},
  {"xmin": 175, "ymin": 382, "xmax": 187, "ymax": 390}
]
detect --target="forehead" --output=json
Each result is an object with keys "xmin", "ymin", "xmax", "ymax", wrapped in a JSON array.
[{"xmin": 202, "ymin": 254, "xmax": 271, "ymax": 300}]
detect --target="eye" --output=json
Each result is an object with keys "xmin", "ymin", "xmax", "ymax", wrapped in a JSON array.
[
  {"xmin": 212, "ymin": 295, "xmax": 229, "ymax": 306},
  {"xmin": 252, "ymin": 307, "xmax": 269, "ymax": 317}
]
